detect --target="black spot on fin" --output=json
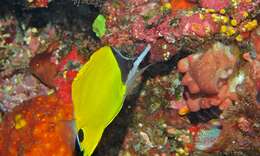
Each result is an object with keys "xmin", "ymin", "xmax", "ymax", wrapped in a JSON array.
[
  {"xmin": 111, "ymin": 48, "xmax": 134, "ymax": 83},
  {"xmin": 78, "ymin": 129, "xmax": 84, "ymax": 142}
]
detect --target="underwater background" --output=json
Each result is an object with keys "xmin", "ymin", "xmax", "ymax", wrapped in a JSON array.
[{"xmin": 0, "ymin": 0, "xmax": 260, "ymax": 156}]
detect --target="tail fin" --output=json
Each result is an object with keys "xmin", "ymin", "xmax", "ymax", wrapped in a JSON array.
[{"xmin": 79, "ymin": 127, "xmax": 103, "ymax": 156}]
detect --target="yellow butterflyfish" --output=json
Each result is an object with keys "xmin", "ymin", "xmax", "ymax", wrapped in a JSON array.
[{"xmin": 72, "ymin": 44, "xmax": 151, "ymax": 156}]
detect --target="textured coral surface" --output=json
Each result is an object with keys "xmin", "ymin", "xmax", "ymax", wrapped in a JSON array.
[
  {"xmin": 0, "ymin": 0, "xmax": 260, "ymax": 155},
  {"xmin": 0, "ymin": 95, "xmax": 74, "ymax": 156}
]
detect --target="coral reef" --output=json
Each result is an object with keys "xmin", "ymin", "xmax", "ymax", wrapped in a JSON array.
[
  {"xmin": 99, "ymin": 0, "xmax": 260, "ymax": 155},
  {"xmin": 0, "ymin": 0, "xmax": 260, "ymax": 155},
  {"xmin": 102, "ymin": 0, "xmax": 260, "ymax": 61}
]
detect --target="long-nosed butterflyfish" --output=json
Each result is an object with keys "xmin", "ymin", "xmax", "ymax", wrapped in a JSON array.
[{"xmin": 72, "ymin": 44, "xmax": 151, "ymax": 156}]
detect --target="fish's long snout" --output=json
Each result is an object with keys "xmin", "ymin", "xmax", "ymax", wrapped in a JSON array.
[
  {"xmin": 125, "ymin": 44, "xmax": 151, "ymax": 87},
  {"xmin": 134, "ymin": 44, "xmax": 151, "ymax": 68}
]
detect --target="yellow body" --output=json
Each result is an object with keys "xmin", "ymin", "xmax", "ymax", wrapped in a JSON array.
[{"xmin": 72, "ymin": 46, "xmax": 126, "ymax": 156}]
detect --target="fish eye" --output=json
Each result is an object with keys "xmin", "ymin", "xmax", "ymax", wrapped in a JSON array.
[{"xmin": 78, "ymin": 129, "xmax": 84, "ymax": 142}]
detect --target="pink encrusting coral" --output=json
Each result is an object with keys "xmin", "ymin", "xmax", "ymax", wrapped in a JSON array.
[
  {"xmin": 131, "ymin": 16, "xmax": 159, "ymax": 43},
  {"xmin": 130, "ymin": 10, "xmax": 220, "ymax": 42},
  {"xmin": 200, "ymin": 0, "xmax": 230, "ymax": 11},
  {"xmin": 177, "ymin": 42, "xmax": 240, "ymax": 112},
  {"xmin": 156, "ymin": 12, "xmax": 220, "ymax": 40},
  {"xmin": 177, "ymin": 13, "xmax": 220, "ymax": 37}
]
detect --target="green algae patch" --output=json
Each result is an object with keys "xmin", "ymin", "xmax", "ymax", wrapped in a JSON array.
[{"xmin": 92, "ymin": 14, "xmax": 106, "ymax": 38}]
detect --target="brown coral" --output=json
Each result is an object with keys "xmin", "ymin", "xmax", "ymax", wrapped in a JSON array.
[
  {"xmin": 29, "ymin": 52, "xmax": 58, "ymax": 88},
  {"xmin": 207, "ymin": 92, "xmax": 260, "ymax": 153}
]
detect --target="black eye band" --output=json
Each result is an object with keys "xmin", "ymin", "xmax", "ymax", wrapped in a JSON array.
[{"xmin": 78, "ymin": 129, "xmax": 84, "ymax": 142}]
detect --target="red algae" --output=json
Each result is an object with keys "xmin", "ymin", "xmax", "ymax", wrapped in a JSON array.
[
  {"xmin": 54, "ymin": 70, "xmax": 78, "ymax": 104},
  {"xmin": 57, "ymin": 46, "xmax": 84, "ymax": 71}
]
